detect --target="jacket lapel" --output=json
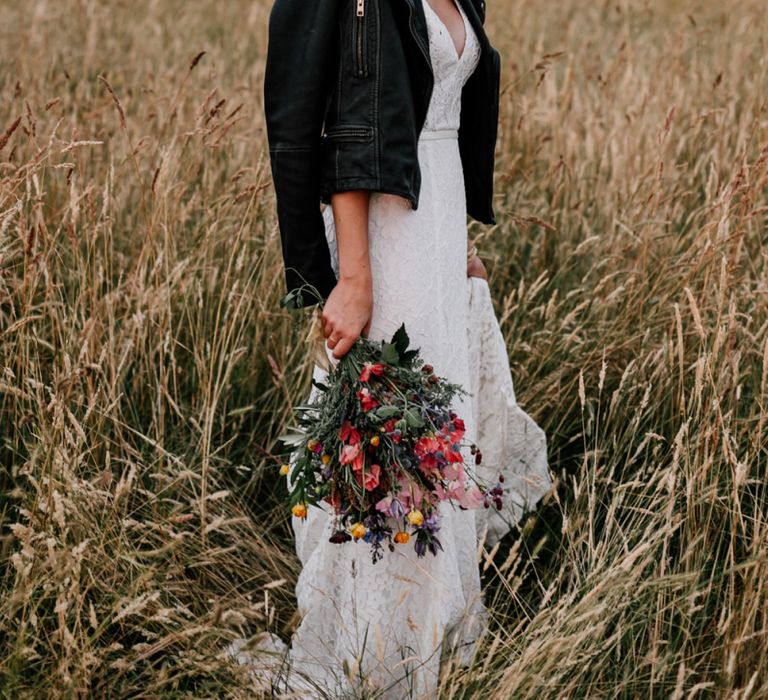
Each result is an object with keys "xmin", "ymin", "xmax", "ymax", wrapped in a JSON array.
[
  {"xmin": 403, "ymin": 0, "xmax": 430, "ymax": 61},
  {"xmin": 402, "ymin": 0, "xmax": 490, "ymax": 60}
]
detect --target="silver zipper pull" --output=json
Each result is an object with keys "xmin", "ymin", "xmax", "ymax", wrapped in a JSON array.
[{"xmin": 357, "ymin": 0, "xmax": 365, "ymax": 17}]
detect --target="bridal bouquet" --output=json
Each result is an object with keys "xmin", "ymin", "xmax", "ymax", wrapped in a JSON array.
[{"xmin": 280, "ymin": 324, "xmax": 504, "ymax": 563}]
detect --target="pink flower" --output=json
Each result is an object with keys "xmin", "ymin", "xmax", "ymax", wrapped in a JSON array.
[
  {"xmin": 458, "ymin": 486, "xmax": 485, "ymax": 509},
  {"xmin": 359, "ymin": 362, "xmax": 386, "ymax": 383},
  {"xmin": 443, "ymin": 461, "xmax": 464, "ymax": 481},
  {"xmin": 364, "ymin": 464, "xmax": 381, "ymax": 491},
  {"xmin": 356, "ymin": 463, "xmax": 381, "ymax": 491},
  {"xmin": 375, "ymin": 494, "xmax": 406, "ymax": 518},
  {"xmin": 340, "ymin": 443, "xmax": 360, "ymax": 465},
  {"xmin": 396, "ymin": 475, "xmax": 424, "ymax": 509}
]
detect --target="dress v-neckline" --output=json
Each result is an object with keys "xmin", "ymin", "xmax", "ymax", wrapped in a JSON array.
[{"xmin": 424, "ymin": 0, "xmax": 468, "ymax": 62}]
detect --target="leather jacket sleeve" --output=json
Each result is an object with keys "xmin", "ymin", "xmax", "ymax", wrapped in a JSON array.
[{"xmin": 264, "ymin": 0, "xmax": 340, "ymax": 308}]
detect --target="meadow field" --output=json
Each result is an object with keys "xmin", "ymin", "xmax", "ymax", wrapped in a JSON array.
[{"xmin": 1, "ymin": 0, "xmax": 766, "ymax": 697}]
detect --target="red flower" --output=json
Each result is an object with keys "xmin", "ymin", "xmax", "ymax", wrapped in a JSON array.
[
  {"xmin": 450, "ymin": 418, "xmax": 465, "ymax": 443},
  {"xmin": 359, "ymin": 362, "xmax": 386, "ymax": 383},
  {"xmin": 357, "ymin": 387, "xmax": 379, "ymax": 412},
  {"xmin": 415, "ymin": 435, "xmax": 441, "ymax": 457},
  {"xmin": 340, "ymin": 420, "xmax": 361, "ymax": 445},
  {"xmin": 446, "ymin": 444, "xmax": 464, "ymax": 463}
]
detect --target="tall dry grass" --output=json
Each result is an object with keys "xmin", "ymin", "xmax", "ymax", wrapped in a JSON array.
[{"xmin": 0, "ymin": 0, "xmax": 766, "ymax": 697}]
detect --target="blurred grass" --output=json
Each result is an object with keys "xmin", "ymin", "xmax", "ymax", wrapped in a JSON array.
[{"xmin": 0, "ymin": 0, "xmax": 766, "ymax": 697}]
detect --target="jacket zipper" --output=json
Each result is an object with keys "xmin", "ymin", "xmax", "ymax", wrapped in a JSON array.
[{"xmin": 354, "ymin": 0, "xmax": 367, "ymax": 77}]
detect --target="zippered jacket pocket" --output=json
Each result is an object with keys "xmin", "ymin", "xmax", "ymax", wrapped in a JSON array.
[
  {"xmin": 322, "ymin": 124, "xmax": 374, "ymax": 143},
  {"xmin": 352, "ymin": 0, "xmax": 368, "ymax": 77}
]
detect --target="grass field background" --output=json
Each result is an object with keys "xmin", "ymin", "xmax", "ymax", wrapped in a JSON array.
[{"xmin": 1, "ymin": 0, "xmax": 766, "ymax": 697}]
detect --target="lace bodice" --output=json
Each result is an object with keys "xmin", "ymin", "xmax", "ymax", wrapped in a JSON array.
[{"xmin": 422, "ymin": 0, "xmax": 481, "ymax": 131}]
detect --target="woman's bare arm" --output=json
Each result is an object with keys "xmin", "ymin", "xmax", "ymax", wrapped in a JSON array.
[{"xmin": 321, "ymin": 191, "xmax": 373, "ymax": 359}]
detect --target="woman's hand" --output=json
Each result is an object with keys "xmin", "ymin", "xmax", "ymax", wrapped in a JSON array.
[
  {"xmin": 322, "ymin": 276, "xmax": 372, "ymax": 359},
  {"xmin": 467, "ymin": 254, "xmax": 488, "ymax": 280}
]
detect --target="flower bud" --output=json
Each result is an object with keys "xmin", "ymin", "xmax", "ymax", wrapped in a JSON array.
[{"xmin": 407, "ymin": 509, "xmax": 424, "ymax": 526}]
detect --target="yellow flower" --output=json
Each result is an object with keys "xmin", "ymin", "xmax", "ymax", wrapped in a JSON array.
[
  {"xmin": 350, "ymin": 522, "xmax": 367, "ymax": 540},
  {"xmin": 292, "ymin": 503, "xmax": 308, "ymax": 519},
  {"xmin": 370, "ymin": 435, "xmax": 380, "ymax": 447},
  {"xmin": 407, "ymin": 509, "xmax": 424, "ymax": 526},
  {"xmin": 321, "ymin": 454, "xmax": 331, "ymax": 465},
  {"xmin": 394, "ymin": 531, "xmax": 409, "ymax": 544},
  {"xmin": 279, "ymin": 463, "xmax": 290, "ymax": 476}
]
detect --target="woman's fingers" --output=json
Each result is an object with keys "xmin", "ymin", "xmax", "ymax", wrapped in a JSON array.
[
  {"xmin": 323, "ymin": 322, "xmax": 359, "ymax": 358},
  {"xmin": 321, "ymin": 314, "xmax": 332, "ymax": 338},
  {"xmin": 332, "ymin": 334, "xmax": 357, "ymax": 360},
  {"xmin": 467, "ymin": 255, "xmax": 488, "ymax": 280}
]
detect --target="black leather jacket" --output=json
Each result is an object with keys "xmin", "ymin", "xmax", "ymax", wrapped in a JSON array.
[{"xmin": 264, "ymin": 0, "xmax": 500, "ymax": 306}]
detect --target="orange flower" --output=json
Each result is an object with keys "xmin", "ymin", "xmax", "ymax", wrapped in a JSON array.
[
  {"xmin": 292, "ymin": 503, "xmax": 308, "ymax": 519},
  {"xmin": 370, "ymin": 434, "xmax": 380, "ymax": 447},
  {"xmin": 394, "ymin": 531, "xmax": 410, "ymax": 544},
  {"xmin": 350, "ymin": 522, "xmax": 367, "ymax": 539}
]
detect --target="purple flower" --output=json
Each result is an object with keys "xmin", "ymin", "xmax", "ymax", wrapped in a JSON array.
[{"xmin": 389, "ymin": 498, "xmax": 405, "ymax": 519}]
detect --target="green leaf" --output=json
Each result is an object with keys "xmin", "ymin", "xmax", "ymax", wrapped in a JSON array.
[
  {"xmin": 278, "ymin": 427, "xmax": 307, "ymax": 447},
  {"xmin": 279, "ymin": 289, "xmax": 303, "ymax": 309},
  {"xmin": 380, "ymin": 342, "xmax": 399, "ymax": 365},
  {"xmin": 392, "ymin": 324, "xmax": 410, "ymax": 356},
  {"xmin": 375, "ymin": 406, "xmax": 400, "ymax": 419},
  {"xmin": 401, "ymin": 349, "xmax": 420, "ymax": 364},
  {"xmin": 404, "ymin": 408, "xmax": 425, "ymax": 428}
]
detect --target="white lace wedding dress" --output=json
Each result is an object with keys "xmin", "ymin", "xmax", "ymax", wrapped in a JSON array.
[{"xmin": 230, "ymin": 2, "xmax": 552, "ymax": 697}]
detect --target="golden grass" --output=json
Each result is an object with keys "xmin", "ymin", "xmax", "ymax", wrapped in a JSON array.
[{"xmin": 1, "ymin": 0, "xmax": 766, "ymax": 697}]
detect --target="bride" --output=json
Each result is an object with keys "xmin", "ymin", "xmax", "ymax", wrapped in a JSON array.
[{"xmin": 246, "ymin": 0, "xmax": 553, "ymax": 696}]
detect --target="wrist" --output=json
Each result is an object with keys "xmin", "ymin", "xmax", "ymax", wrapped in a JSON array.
[{"xmin": 338, "ymin": 268, "xmax": 372, "ymax": 289}]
